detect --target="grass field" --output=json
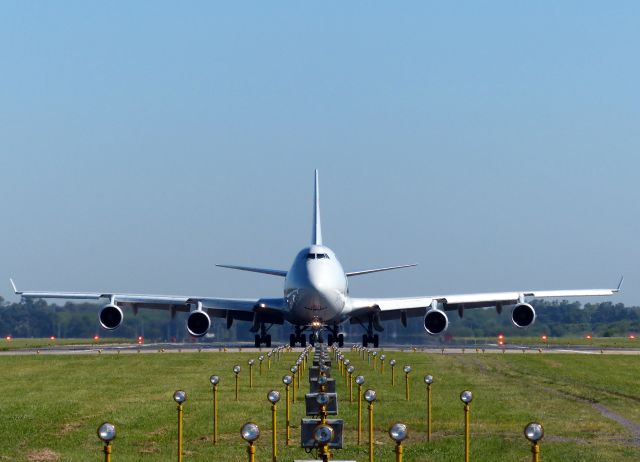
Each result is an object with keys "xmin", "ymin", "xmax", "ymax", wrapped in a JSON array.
[
  {"xmin": 0, "ymin": 338, "xmax": 131, "ymax": 351},
  {"xmin": 1, "ymin": 347, "xmax": 639, "ymax": 461}
]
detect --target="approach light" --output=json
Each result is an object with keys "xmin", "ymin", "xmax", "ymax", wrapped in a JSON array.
[
  {"xmin": 282, "ymin": 375, "xmax": 292, "ymax": 385},
  {"xmin": 173, "ymin": 390, "xmax": 187, "ymax": 404},
  {"xmin": 258, "ymin": 355, "xmax": 265, "ymax": 361},
  {"xmin": 541, "ymin": 335, "xmax": 548, "ymax": 341},
  {"xmin": 248, "ymin": 359, "xmax": 255, "ymax": 366},
  {"xmin": 5, "ymin": 336, "xmax": 12, "ymax": 341},
  {"xmin": 585, "ymin": 334, "xmax": 592, "ymax": 340},
  {"xmin": 424, "ymin": 374, "xmax": 433, "ymax": 385},
  {"xmin": 403, "ymin": 365, "xmax": 411, "ymax": 374},
  {"xmin": 97, "ymin": 422, "xmax": 116, "ymax": 442},
  {"xmin": 313, "ymin": 424, "xmax": 334, "ymax": 444},
  {"xmin": 316, "ymin": 393, "xmax": 330, "ymax": 405},
  {"xmin": 291, "ymin": 365, "xmax": 298, "ymax": 374},
  {"xmin": 389, "ymin": 359, "xmax": 396, "ymax": 366},
  {"xmin": 94, "ymin": 335, "xmax": 100, "ymax": 341},
  {"xmin": 380, "ymin": 354, "xmax": 386, "ymax": 361},
  {"xmin": 355, "ymin": 375, "xmax": 365, "ymax": 385},
  {"xmin": 630, "ymin": 334, "xmax": 637, "ymax": 340},
  {"xmin": 388, "ymin": 422, "xmax": 408, "ymax": 442},
  {"xmin": 364, "ymin": 389, "xmax": 377, "ymax": 403},
  {"xmin": 344, "ymin": 359, "xmax": 351, "ymax": 366},
  {"xmin": 318, "ymin": 376, "xmax": 328, "ymax": 385},
  {"xmin": 267, "ymin": 390, "xmax": 281, "ymax": 404},
  {"xmin": 210, "ymin": 375, "xmax": 220, "ymax": 385},
  {"xmin": 241, "ymin": 422, "xmax": 260, "ymax": 442},
  {"xmin": 347, "ymin": 365, "xmax": 355, "ymax": 374},
  {"xmin": 50, "ymin": 336, "xmax": 55, "ymax": 340},
  {"xmin": 460, "ymin": 390, "xmax": 473, "ymax": 404},
  {"xmin": 524, "ymin": 422, "xmax": 544, "ymax": 443}
]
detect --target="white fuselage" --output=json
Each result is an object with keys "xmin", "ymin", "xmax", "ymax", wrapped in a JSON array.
[{"xmin": 284, "ymin": 245, "xmax": 348, "ymax": 325}]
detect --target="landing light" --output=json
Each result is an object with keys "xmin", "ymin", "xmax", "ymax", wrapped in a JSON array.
[
  {"xmin": 50, "ymin": 336, "xmax": 55, "ymax": 340},
  {"xmin": 629, "ymin": 334, "xmax": 636, "ymax": 340}
]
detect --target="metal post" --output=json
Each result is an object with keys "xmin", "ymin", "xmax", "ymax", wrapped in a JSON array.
[
  {"xmin": 357, "ymin": 384, "xmax": 363, "ymax": 445},
  {"xmin": 247, "ymin": 441, "xmax": 256, "ymax": 462},
  {"xmin": 177, "ymin": 403, "xmax": 184, "ymax": 462},
  {"xmin": 368, "ymin": 402, "xmax": 374, "ymax": 462},
  {"xmin": 426, "ymin": 383, "xmax": 432, "ymax": 442},
  {"xmin": 464, "ymin": 403, "xmax": 470, "ymax": 462},
  {"xmin": 405, "ymin": 373, "xmax": 410, "ymax": 401},
  {"xmin": 285, "ymin": 384, "xmax": 291, "ymax": 446},
  {"xmin": 349, "ymin": 373, "xmax": 353, "ymax": 403},
  {"xmin": 103, "ymin": 443, "xmax": 112, "ymax": 462},
  {"xmin": 531, "ymin": 442, "xmax": 540, "ymax": 462},
  {"xmin": 391, "ymin": 365, "xmax": 395, "ymax": 386},
  {"xmin": 271, "ymin": 403, "xmax": 277, "ymax": 462},
  {"xmin": 213, "ymin": 384, "xmax": 218, "ymax": 444},
  {"xmin": 249, "ymin": 364, "xmax": 254, "ymax": 388},
  {"xmin": 236, "ymin": 374, "xmax": 240, "ymax": 401},
  {"xmin": 395, "ymin": 441, "xmax": 403, "ymax": 462},
  {"xmin": 292, "ymin": 373, "xmax": 297, "ymax": 402},
  {"xmin": 380, "ymin": 360, "xmax": 384, "ymax": 374}
]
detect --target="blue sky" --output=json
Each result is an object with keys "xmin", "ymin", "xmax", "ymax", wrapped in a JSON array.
[{"xmin": 1, "ymin": 2, "xmax": 638, "ymax": 306}]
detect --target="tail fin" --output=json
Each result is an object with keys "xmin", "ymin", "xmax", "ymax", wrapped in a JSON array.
[{"xmin": 312, "ymin": 169, "xmax": 322, "ymax": 246}]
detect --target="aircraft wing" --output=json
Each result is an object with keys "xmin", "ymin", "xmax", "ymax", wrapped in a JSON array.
[
  {"xmin": 10, "ymin": 279, "xmax": 287, "ymax": 324},
  {"xmin": 348, "ymin": 278, "xmax": 622, "ymax": 322}
]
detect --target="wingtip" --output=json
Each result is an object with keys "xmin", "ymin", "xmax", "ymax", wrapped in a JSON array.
[
  {"xmin": 615, "ymin": 275, "xmax": 624, "ymax": 292},
  {"xmin": 9, "ymin": 278, "xmax": 17, "ymax": 294}
]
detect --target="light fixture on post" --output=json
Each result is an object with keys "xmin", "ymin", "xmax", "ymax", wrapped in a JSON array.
[
  {"xmin": 356, "ymin": 375, "xmax": 365, "ymax": 445},
  {"xmin": 241, "ymin": 422, "xmax": 260, "ymax": 462},
  {"xmin": 282, "ymin": 375, "xmax": 292, "ymax": 446},
  {"xmin": 389, "ymin": 359, "xmax": 396, "ymax": 386},
  {"xmin": 389, "ymin": 422, "xmax": 408, "ymax": 462},
  {"xmin": 364, "ymin": 389, "xmax": 377, "ymax": 462},
  {"xmin": 424, "ymin": 374, "xmax": 433, "ymax": 442},
  {"xmin": 379, "ymin": 354, "xmax": 386, "ymax": 374},
  {"xmin": 524, "ymin": 422, "xmax": 544, "ymax": 462},
  {"xmin": 248, "ymin": 359, "xmax": 255, "ymax": 388},
  {"xmin": 173, "ymin": 390, "xmax": 187, "ymax": 462},
  {"xmin": 403, "ymin": 365, "xmax": 412, "ymax": 401},
  {"xmin": 97, "ymin": 422, "xmax": 116, "ymax": 462},
  {"xmin": 210, "ymin": 375, "xmax": 220, "ymax": 444},
  {"xmin": 267, "ymin": 390, "xmax": 280, "ymax": 462},
  {"xmin": 233, "ymin": 365, "xmax": 241, "ymax": 401},
  {"xmin": 460, "ymin": 390, "xmax": 473, "ymax": 462},
  {"xmin": 347, "ymin": 365, "xmax": 355, "ymax": 402}
]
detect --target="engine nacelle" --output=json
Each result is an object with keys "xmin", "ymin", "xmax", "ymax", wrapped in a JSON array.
[
  {"xmin": 187, "ymin": 310, "xmax": 211, "ymax": 337},
  {"xmin": 424, "ymin": 309, "xmax": 449, "ymax": 335},
  {"xmin": 511, "ymin": 303, "xmax": 536, "ymax": 328},
  {"xmin": 99, "ymin": 304, "xmax": 124, "ymax": 330}
]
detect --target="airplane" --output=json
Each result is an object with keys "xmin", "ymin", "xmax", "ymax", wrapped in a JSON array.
[{"xmin": 11, "ymin": 171, "xmax": 622, "ymax": 348}]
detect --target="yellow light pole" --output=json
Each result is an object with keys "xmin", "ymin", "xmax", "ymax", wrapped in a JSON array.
[
  {"xmin": 347, "ymin": 365, "xmax": 355, "ymax": 402},
  {"xmin": 389, "ymin": 423, "xmax": 408, "ymax": 462},
  {"xmin": 233, "ymin": 365, "xmax": 241, "ymax": 401},
  {"xmin": 524, "ymin": 422, "xmax": 544, "ymax": 462},
  {"xmin": 259, "ymin": 355, "xmax": 265, "ymax": 375},
  {"xmin": 389, "ymin": 359, "xmax": 396, "ymax": 386},
  {"xmin": 267, "ymin": 390, "xmax": 280, "ymax": 462},
  {"xmin": 364, "ymin": 389, "xmax": 377, "ymax": 462},
  {"xmin": 379, "ymin": 354, "xmax": 386, "ymax": 374},
  {"xmin": 344, "ymin": 359, "xmax": 351, "ymax": 386},
  {"xmin": 282, "ymin": 375, "xmax": 292, "ymax": 446},
  {"xmin": 372, "ymin": 351, "xmax": 378, "ymax": 371},
  {"xmin": 241, "ymin": 422, "xmax": 260, "ymax": 462},
  {"xmin": 403, "ymin": 365, "xmax": 412, "ymax": 401},
  {"xmin": 248, "ymin": 359, "xmax": 255, "ymax": 388},
  {"xmin": 367, "ymin": 349, "xmax": 372, "ymax": 366},
  {"xmin": 173, "ymin": 390, "xmax": 187, "ymax": 462},
  {"xmin": 423, "ymin": 375, "xmax": 433, "ymax": 442},
  {"xmin": 460, "ymin": 390, "xmax": 473, "ymax": 462},
  {"xmin": 290, "ymin": 366, "xmax": 298, "ymax": 402},
  {"xmin": 97, "ymin": 422, "xmax": 116, "ymax": 462},
  {"xmin": 267, "ymin": 351, "xmax": 272, "ymax": 369},
  {"xmin": 210, "ymin": 375, "xmax": 220, "ymax": 444},
  {"xmin": 355, "ymin": 375, "xmax": 365, "ymax": 445}
]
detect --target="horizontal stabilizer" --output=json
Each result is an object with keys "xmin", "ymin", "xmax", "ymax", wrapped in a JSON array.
[
  {"xmin": 346, "ymin": 264, "xmax": 417, "ymax": 277},
  {"xmin": 216, "ymin": 264, "xmax": 287, "ymax": 277}
]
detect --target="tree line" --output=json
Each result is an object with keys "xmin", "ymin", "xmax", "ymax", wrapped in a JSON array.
[{"xmin": 0, "ymin": 296, "xmax": 638, "ymax": 343}]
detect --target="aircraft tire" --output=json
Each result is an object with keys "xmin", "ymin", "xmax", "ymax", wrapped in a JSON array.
[
  {"xmin": 290, "ymin": 333, "xmax": 296, "ymax": 348},
  {"xmin": 254, "ymin": 334, "xmax": 261, "ymax": 348},
  {"xmin": 265, "ymin": 335, "xmax": 272, "ymax": 348},
  {"xmin": 373, "ymin": 334, "xmax": 379, "ymax": 348},
  {"xmin": 338, "ymin": 333, "xmax": 344, "ymax": 348},
  {"xmin": 328, "ymin": 334, "xmax": 334, "ymax": 346},
  {"xmin": 362, "ymin": 334, "xmax": 368, "ymax": 347},
  {"xmin": 300, "ymin": 334, "xmax": 307, "ymax": 347}
]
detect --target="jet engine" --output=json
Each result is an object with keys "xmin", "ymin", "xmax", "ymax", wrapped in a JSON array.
[
  {"xmin": 511, "ymin": 303, "xmax": 536, "ymax": 328},
  {"xmin": 99, "ymin": 304, "xmax": 124, "ymax": 330},
  {"xmin": 423, "ymin": 309, "xmax": 449, "ymax": 335},
  {"xmin": 187, "ymin": 310, "xmax": 211, "ymax": 337}
]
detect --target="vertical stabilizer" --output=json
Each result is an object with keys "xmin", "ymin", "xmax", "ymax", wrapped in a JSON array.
[{"xmin": 312, "ymin": 169, "xmax": 323, "ymax": 245}]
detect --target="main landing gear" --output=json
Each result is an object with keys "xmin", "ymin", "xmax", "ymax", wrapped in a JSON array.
[
  {"xmin": 254, "ymin": 323, "xmax": 272, "ymax": 347},
  {"xmin": 290, "ymin": 332, "xmax": 307, "ymax": 347},
  {"xmin": 362, "ymin": 333, "xmax": 379, "ymax": 348}
]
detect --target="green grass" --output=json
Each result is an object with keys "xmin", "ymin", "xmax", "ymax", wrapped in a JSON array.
[
  {"xmin": 0, "ymin": 348, "xmax": 639, "ymax": 461},
  {"xmin": 454, "ymin": 336, "xmax": 639, "ymax": 348},
  {"xmin": 0, "ymin": 338, "xmax": 131, "ymax": 351}
]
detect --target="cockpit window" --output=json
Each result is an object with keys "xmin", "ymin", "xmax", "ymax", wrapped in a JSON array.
[{"xmin": 306, "ymin": 253, "xmax": 330, "ymax": 260}]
